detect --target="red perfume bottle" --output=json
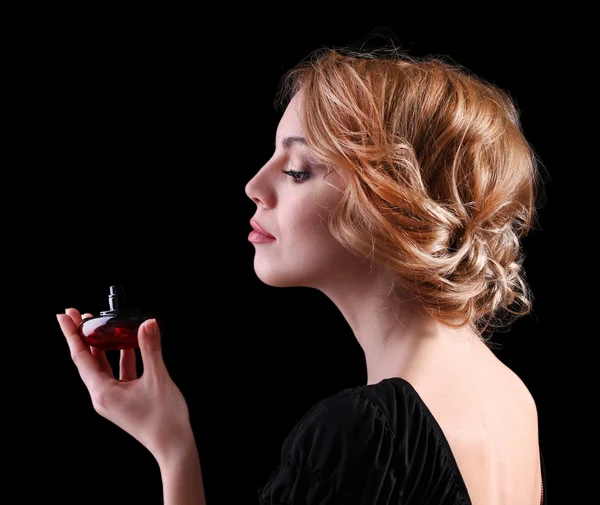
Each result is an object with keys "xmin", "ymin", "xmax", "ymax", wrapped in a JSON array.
[{"xmin": 78, "ymin": 285, "xmax": 155, "ymax": 350}]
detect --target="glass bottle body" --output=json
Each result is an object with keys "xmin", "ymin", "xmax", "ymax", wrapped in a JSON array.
[
  {"xmin": 76, "ymin": 285, "xmax": 155, "ymax": 351},
  {"xmin": 78, "ymin": 311, "xmax": 152, "ymax": 350}
]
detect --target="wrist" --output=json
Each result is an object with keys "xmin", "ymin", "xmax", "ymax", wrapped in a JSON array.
[
  {"xmin": 152, "ymin": 421, "xmax": 198, "ymax": 467},
  {"xmin": 156, "ymin": 429, "xmax": 206, "ymax": 505},
  {"xmin": 157, "ymin": 439, "xmax": 200, "ymax": 474}
]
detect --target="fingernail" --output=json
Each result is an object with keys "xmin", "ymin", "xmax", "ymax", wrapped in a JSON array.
[{"xmin": 146, "ymin": 319, "xmax": 158, "ymax": 336}]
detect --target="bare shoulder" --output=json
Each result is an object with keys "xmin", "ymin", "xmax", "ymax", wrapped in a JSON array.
[
  {"xmin": 407, "ymin": 344, "xmax": 542, "ymax": 504},
  {"xmin": 413, "ymin": 342, "xmax": 540, "ymax": 425},
  {"xmin": 490, "ymin": 354, "xmax": 540, "ymax": 425},
  {"xmin": 451, "ymin": 350, "xmax": 542, "ymax": 503},
  {"xmin": 452, "ymin": 347, "xmax": 540, "ymax": 441}
]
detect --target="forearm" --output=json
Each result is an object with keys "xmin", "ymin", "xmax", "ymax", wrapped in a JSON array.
[{"xmin": 157, "ymin": 431, "xmax": 207, "ymax": 505}]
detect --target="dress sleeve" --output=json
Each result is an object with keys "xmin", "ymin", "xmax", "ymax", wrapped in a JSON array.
[{"xmin": 256, "ymin": 391, "xmax": 398, "ymax": 505}]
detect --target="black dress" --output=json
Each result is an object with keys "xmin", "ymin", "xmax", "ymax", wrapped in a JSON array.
[{"xmin": 257, "ymin": 377, "xmax": 547, "ymax": 504}]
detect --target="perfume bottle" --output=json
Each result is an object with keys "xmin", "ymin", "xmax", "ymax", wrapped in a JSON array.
[{"xmin": 77, "ymin": 285, "xmax": 156, "ymax": 350}]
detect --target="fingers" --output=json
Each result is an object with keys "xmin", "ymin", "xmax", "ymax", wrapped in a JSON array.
[
  {"xmin": 75, "ymin": 311, "xmax": 113, "ymax": 376},
  {"xmin": 57, "ymin": 313, "xmax": 112, "ymax": 390},
  {"xmin": 138, "ymin": 319, "xmax": 167, "ymax": 377},
  {"xmin": 65, "ymin": 307, "xmax": 84, "ymax": 326},
  {"xmin": 90, "ymin": 346, "xmax": 113, "ymax": 376},
  {"xmin": 119, "ymin": 349, "xmax": 137, "ymax": 381}
]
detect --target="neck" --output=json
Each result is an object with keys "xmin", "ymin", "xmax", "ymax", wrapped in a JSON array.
[{"xmin": 318, "ymin": 264, "xmax": 486, "ymax": 385}]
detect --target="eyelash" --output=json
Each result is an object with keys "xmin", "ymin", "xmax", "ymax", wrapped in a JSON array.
[{"xmin": 282, "ymin": 169, "xmax": 311, "ymax": 184}]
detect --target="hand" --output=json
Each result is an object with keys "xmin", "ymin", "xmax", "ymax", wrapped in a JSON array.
[{"xmin": 57, "ymin": 308, "xmax": 193, "ymax": 461}]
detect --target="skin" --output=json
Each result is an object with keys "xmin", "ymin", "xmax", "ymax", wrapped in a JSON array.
[
  {"xmin": 244, "ymin": 90, "xmax": 489, "ymax": 387},
  {"xmin": 245, "ymin": 90, "xmax": 543, "ymax": 504},
  {"xmin": 57, "ymin": 88, "xmax": 542, "ymax": 505},
  {"xmin": 56, "ymin": 311, "xmax": 206, "ymax": 505}
]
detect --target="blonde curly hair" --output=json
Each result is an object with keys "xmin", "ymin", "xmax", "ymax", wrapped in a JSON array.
[{"xmin": 276, "ymin": 46, "xmax": 546, "ymax": 345}]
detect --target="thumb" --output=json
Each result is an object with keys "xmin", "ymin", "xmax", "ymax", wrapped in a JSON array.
[{"xmin": 138, "ymin": 318, "xmax": 166, "ymax": 375}]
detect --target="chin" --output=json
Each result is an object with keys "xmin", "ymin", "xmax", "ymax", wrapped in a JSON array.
[
  {"xmin": 253, "ymin": 261, "xmax": 319, "ymax": 289},
  {"xmin": 254, "ymin": 270, "xmax": 306, "ymax": 288}
]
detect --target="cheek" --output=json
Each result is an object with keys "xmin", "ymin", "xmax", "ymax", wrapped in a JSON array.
[
  {"xmin": 283, "ymin": 210, "xmax": 348, "ymax": 275},
  {"xmin": 282, "ymin": 188, "xmax": 345, "ymax": 250},
  {"xmin": 284, "ymin": 206, "xmax": 330, "ymax": 244}
]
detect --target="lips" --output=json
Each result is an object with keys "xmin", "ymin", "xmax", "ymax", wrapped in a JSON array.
[{"xmin": 250, "ymin": 219, "xmax": 275, "ymax": 238}]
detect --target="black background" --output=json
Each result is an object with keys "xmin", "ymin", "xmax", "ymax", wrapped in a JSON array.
[{"xmin": 12, "ymin": 7, "xmax": 583, "ymax": 504}]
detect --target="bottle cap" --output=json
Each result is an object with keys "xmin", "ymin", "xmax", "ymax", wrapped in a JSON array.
[{"xmin": 100, "ymin": 284, "xmax": 129, "ymax": 316}]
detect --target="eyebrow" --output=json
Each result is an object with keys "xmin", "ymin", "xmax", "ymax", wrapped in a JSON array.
[{"xmin": 280, "ymin": 136, "xmax": 307, "ymax": 149}]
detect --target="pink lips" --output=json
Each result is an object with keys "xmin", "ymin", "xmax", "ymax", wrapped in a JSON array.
[{"xmin": 249, "ymin": 219, "xmax": 276, "ymax": 243}]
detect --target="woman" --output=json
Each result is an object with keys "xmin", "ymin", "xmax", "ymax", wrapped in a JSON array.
[{"xmin": 57, "ymin": 42, "xmax": 547, "ymax": 504}]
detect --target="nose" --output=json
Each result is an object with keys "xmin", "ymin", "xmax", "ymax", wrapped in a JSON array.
[
  {"xmin": 244, "ymin": 174, "xmax": 261, "ymax": 204},
  {"xmin": 244, "ymin": 175, "xmax": 255, "ymax": 201},
  {"xmin": 245, "ymin": 159, "xmax": 275, "ymax": 207}
]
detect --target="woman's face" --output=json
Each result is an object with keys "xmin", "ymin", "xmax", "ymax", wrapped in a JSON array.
[{"xmin": 245, "ymin": 92, "xmax": 360, "ymax": 290}]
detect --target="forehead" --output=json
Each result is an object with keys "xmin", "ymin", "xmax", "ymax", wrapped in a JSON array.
[{"xmin": 276, "ymin": 92, "xmax": 304, "ymax": 141}]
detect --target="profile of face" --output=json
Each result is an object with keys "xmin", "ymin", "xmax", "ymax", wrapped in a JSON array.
[{"xmin": 245, "ymin": 92, "xmax": 367, "ymax": 291}]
